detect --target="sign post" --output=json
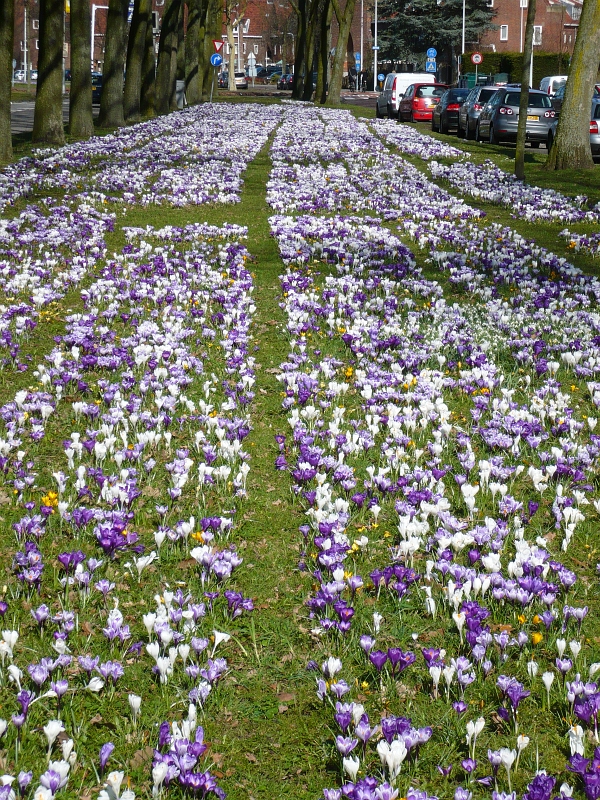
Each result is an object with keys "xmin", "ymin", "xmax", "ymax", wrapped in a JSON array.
[
  {"xmin": 248, "ymin": 52, "xmax": 256, "ymax": 86},
  {"xmin": 209, "ymin": 52, "xmax": 223, "ymax": 101},
  {"xmin": 426, "ymin": 47, "xmax": 437, "ymax": 76},
  {"xmin": 471, "ymin": 52, "xmax": 483, "ymax": 85},
  {"xmin": 354, "ymin": 51, "xmax": 361, "ymax": 89}
]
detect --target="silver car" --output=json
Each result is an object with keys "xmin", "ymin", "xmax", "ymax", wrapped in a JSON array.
[
  {"xmin": 457, "ymin": 85, "xmax": 501, "ymax": 139},
  {"xmin": 476, "ymin": 87, "xmax": 556, "ymax": 147},
  {"xmin": 547, "ymin": 97, "xmax": 600, "ymax": 158}
]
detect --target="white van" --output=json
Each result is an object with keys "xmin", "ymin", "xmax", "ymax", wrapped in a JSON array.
[
  {"xmin": 376, "ymin": 72, "xmax": 436, "ymax": 119},
  {"xmin": 539, "ymin": 75, "xmax": 568, "ymax": 96}
]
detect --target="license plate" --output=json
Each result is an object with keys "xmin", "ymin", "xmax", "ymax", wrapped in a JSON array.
[{"xmin": 527, "ymin": 115, "xmax": 539, "ymax": 121}]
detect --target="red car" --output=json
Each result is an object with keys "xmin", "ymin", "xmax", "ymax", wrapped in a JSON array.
[{"xmin": 398, "ymin": 82, "xmax": 449, "ymax": 123}]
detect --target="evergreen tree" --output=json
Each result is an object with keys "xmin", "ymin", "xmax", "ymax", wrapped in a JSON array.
[{"xmin": 377, "ymin": 0, "xmax": 494, "ymax": 64}]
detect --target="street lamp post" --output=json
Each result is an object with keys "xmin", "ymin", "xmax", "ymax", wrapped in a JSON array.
[
  {"xmin": 373, "ymin": 0, "xmax": 378, "ymax": 91},
  {"xmin": 287, "ymin": 31, "xmax": 294, "ymax": 73},
  {"xmin": 460, "ymin": 0, "xmax": 466, "ymax": 82}
]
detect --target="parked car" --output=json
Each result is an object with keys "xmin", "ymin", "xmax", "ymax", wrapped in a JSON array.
[
  {"xmin": 476, "ymin": 87, "xmax": 556, "ymax": 146},
  {"xmin": 552, "ymin": 82, "xmax": 600, "ymax": 114},
  {"xmin": 547, "ymin": 97, "xmax": 600, "ymax": 158},
  {"xmin": 376, "ymin": 72, "xmax": 436, "ymax": 119},
  {"xmin": 91, "ymin": 72, "xmax": 103, "ymax": 104},
  {"xmin": 218, "ymin": 71, "xmax": 228, "ymax": 88},
  {"xmin": 277, "ymin": 73, "xmax": 293, "ymax": 89},
  {"xmin": 398, "ymin": 82, "xmax": 448, "ymax": 123},
  {"xmin": 234, "ymin": 71, "xmax": 248, "ymax": 89},
  {"xmin": 539, "ymin": 75, "xmax": 568, "ymax": 96},
  {"xmin": 64, "ymin": 69, "xmax": 71, "ymax": 82},
  {"xmin": 13, "ymin": 69, "xmax": 25, "ymax": 81},
  {"xmin": 431, "ymin": 87, "xmax": 470, "ymax": 134},
  {"xmin": 30, "ymin": 70, "xmax": 37, "ymax": 81},
  {"xmin": 457, "ymin": 85, "xmax": 502, "ymax": 139}
]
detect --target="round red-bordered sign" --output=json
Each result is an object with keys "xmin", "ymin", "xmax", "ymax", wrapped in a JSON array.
[{"xmin": 471, "ymin": 52, "xmax": 483, "ymax": 65}]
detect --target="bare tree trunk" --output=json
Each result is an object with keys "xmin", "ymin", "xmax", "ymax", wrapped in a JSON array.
[
  {"xmin": 0, "ymin": 0, "xmax": 13, "ymax": 162},
  {"xmin": 292, "ymin": 0, "xmax": 307, "ymax": 99},
  {"xmin": 315, "ymin": 0, "xmax": 332, "ymax": 104},
  {"xmin": 70, "ymin": 0, "xmax": 94, "ymax": 138},
  {"xmin": 33, "ymin": 0, "xmax": 65, "ymax": 144},
  {"xmin": 170, "ymin": 0, "xmax": 184, "ymax": 109},
  {"xmin": 198, "ymin": 0, "xmax": 220, "ymax": 100},
  {"xmin": 185, "ymin": 0, "xmax": 200, "ymax": 104},
  {"xmin": 98, "ymin": 0, "xmax": 129, "ymax": 128},
  {"xmin": 226, "ymin": 22, "xmax": 238, "ymax": 91},
  {"xmin": 140, "ymin": 8, "xmax": 156, "ymax": 116},
  {"xmin": 545, "ymin": 0, "xmax": 600, "ymax": 170},
  {"xmin": 326, "ymin": 0, "xmax": 356, "ymax": 107},
  {"xmin": 124, "ymin": 0, "xmax": 151, "ymax": 122},
  {"xmin": 514, "ymin": 0, "xmax": 536, "ymax": 179},
  {"xmin": 156, "ymin": 0, "xmax": 180, "ymax": 114},
  {"xmin": 302, "ymin": 1, "xmax": 318, "ymax": 101}
]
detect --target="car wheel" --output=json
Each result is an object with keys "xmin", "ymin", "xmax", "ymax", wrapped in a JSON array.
[
  {"xmin": 440, "ymin": 115, "xmax": 448, "ymax": 135},
  {"xmin": 547, "ymin": 130, "xmax": 554, "ymax": 151},
  {"xmin": 489, "ymin": 124, "xmax": 498, "ymax": 145},
  {"xmin": 475, "ymin": 123, "xmax": 481, "ymax": 141},
  {"xmin": 375, "ymin": 104, "xmax": 382, "ymax": 119},
  {"xmin": 530, "ymin": 141, "xmax": 541, "ymax": 148},
  {"xmin": 410, "ymin": 112, "xmax": 415, "ymax": 124},
  {"xmin": 465, "ymin": 120, "xmax": 474, "ymax": 140},
  {"xmin": 431, "ymin": 115, "xmax": 438, "ymax": 132}
]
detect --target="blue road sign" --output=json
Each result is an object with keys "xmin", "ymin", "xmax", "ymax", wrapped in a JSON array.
[
  {"xmin": 427, "ymin": 47, "xmax": 437, "ymax": 58},
  {"xmin": 210, "ymin": 53, "xmax": 223, "ymax": 67},
  {"xmin": 425, "ymin": 61, "xmax": 436, "ymax": 73},
  {"xmin": 377, "ymin": 73, "xmax": 385, "ymax": 82}
]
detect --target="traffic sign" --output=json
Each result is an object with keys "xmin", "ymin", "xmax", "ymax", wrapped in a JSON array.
[
  {"xmin": 355, "ymin": 51, "xmax": 360, "ymax": 59},
  {"xmin": 426, "ymin": 57, "xmax": 436, "ymax": 64},
  {"xmin": 210, "ymin": 53, "xmax": 223, "ymax": 67},
  {"xmin": 427, "ymin": 47, "xmax": 437, "ymax": 58},
  {"xmin": 213, "ymin": 39, "xmax": 224, "ymax": 53},
  {"xmin": 471, "ymin": 52, "xmax": 483, "ymax": 65},
  {"xmin": 377, "ymin": 73, "xmax": 385, "ymax": 81},
  {"xmin": 425, "ymin": 61, "xmax": 436, "ymax": 73}
]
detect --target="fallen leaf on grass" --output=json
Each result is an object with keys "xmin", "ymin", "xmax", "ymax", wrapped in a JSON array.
[
  {"xmin": 245, "ymin": 753, "xmax": 258, "ymax": 763},
  {"xmin": 130, "ymin": 746, "xmax": 154, "ymax": 769},
  {"xmin": 276, "ymin": 692, "xmax": 295, "ymax": 702},
  {"xmin": 278, "ymin": 704, "xmax": 288, "ymax": 713}
]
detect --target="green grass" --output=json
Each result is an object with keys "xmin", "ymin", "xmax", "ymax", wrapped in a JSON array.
[{"xmin": 3, "ymin": 99, "xmax": 600, "ymax": 799}]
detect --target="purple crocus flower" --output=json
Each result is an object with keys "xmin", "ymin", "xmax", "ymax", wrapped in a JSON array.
[{"xmin": 99, "ymin": 741, "xmax": 114, "ymax": 774}]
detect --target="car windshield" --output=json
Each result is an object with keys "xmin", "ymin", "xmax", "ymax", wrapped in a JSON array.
[
  {"xmin": 417, "ymin": 86, "xmax": 446, "ymax": 98},
  {"xmin": 450, "ymin": 90, "xmax": 469, "ymax": 100},
  {"xmin": 504, "ymin": 92, "xmax": 551, "ymax": 108}
]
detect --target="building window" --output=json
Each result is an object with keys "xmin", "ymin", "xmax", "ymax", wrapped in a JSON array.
[
  {"xmin": 254, "ymin": 44, "xmax": 259, "ymax": 54},
  {"xmin": 35, "ymin": 39, "xmax": 39, "ymax": 49},
  {"xmin": 151, "ymin": 11, "xmax": 160, "ymax": 29},
  {"xmin": 520, "ymin": 0, "xmax": 528, "ymax": 6},
  {"xmin": 32, "ymin": 19, "xmax": 39, "ymax": 29},
  {"xmin": 243, "ymin": 42, "xmax": 246, "ymax": 53},
  {"xmin": 571, "ymin": 6, "xmax": 581, "ymax": 19},
  {"xmin": 500, "ymin": 24, "xmax": 508, "ymax": 40},
  {"xmin": 533, "ymin": 25, "xmax": 542, "ymax": 44}
]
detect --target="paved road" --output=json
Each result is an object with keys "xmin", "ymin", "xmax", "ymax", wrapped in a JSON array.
[{"xmin": 11, "ymin": 98, "xmax": 99, "ymax": 135}]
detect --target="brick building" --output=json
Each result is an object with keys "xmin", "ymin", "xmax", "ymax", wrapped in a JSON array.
[{"xmin": 476, "ymin": 0, "xmax": 581, "ymax": 56}]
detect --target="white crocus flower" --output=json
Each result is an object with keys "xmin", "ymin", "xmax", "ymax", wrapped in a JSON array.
[
  {"xmin": 211, "ymin": 630, "xmax": 231, "ymax": 657},
  {"xmin": 342, "ymin": 755, "xmax": 360, "ymax": 783}
]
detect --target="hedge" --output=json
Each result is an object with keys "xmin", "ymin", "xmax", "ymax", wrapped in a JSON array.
[{"xmin": 461, "ymin": 51, "xmax": 570, "ymax": 88}]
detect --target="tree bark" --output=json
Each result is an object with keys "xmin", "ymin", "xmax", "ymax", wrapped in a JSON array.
[
  {"xmin": 198, "ymin": 0, "xmax": 220, "ymax": 100},
  {"xmin": 514, "ymin": 0, "xmax": 536, "ymax": 179},
  {"xmin": 171, "ymin": 0, "xmax": 184, "ymax": 108},
  {"xmin": 0, "ymin": 0, "xmax": 13, "ymax": 162},
  {"xmin": 140, "ymin": 7, "xmax": 156, "ymax": 117},
  {"xmin": 326, "ymin": 0, "xmax": 356, "ymax": 107},
  {"xmin": 98, "ymin": 0, "xmax": 129, "ymax": 128},
  {"xmin": 124, "ymin": 0, "xmax": 151, "ymax": 122},
  {"xmin": 185, "ymin": 0, "xmax": 201, "ymax": 104},
  {"xmin": 69, "ymin": 0, "xmax": 94, "ymax": 138},
  {"xmin": 545, "ymin": 0, "xmax": 600, "ymax": 170},
  {"xmin": 315, "ymin": 0, "xmax": 332, "ymax": 104},
  {"xmin": 156, "ymin": 0, "xmax": 180, "ymax": 114},
  {"xmin": 33, "ymin": 0, "xmax": 65, "ymax": 145}
]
